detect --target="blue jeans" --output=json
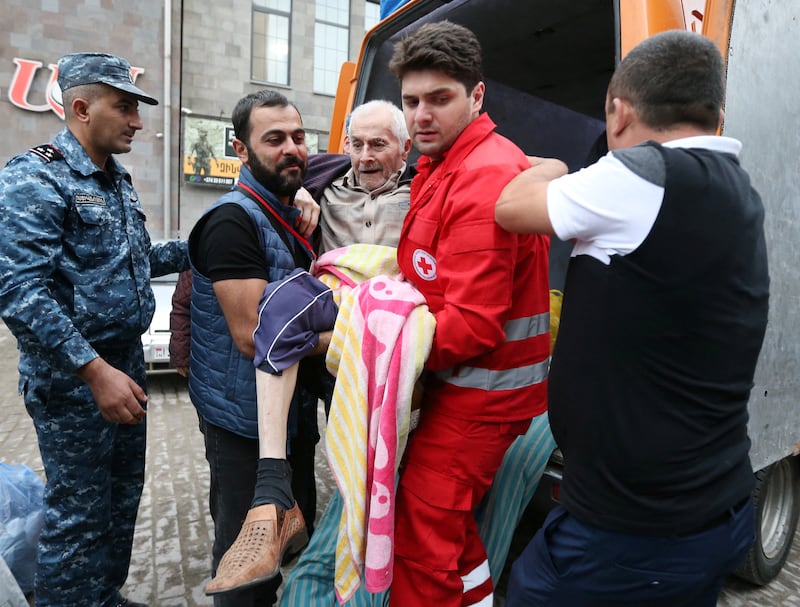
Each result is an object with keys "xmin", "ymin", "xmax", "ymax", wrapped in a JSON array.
[{"xmin": 507, "ymin": 498, "xmax": 754, "ymax": 607}]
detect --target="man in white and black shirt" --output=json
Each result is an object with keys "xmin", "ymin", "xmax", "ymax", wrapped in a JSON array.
[{"xmin": 496, "ymin": 29, "xmax": 769, "ymax": 607}]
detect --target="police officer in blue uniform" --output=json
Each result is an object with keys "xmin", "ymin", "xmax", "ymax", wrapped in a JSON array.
[{"xmin": 0, "ymin": 53, "xmax": 188, "ymax": 607}]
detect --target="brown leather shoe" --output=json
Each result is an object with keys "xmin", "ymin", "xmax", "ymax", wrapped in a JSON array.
[{"xmin": 205, "ymin": 502, "xmax": 309, "ymax": 595}]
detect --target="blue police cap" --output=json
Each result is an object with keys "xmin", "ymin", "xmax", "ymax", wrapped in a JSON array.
[{"xmin": 57, "ymin": 52, "xmax": 158, "ymax": 105}]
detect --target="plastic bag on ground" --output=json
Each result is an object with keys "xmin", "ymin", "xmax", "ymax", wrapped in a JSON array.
[
  {"xmin": 0, "ymin": 462, "xmax": 44, "ymax": 595},
  {"xmin": 0, "ymin": 553, "xmax": 28, "ymax": 607}
]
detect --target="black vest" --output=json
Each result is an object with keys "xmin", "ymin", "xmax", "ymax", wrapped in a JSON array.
[{"xmin": 549, "ymin": 142, "xmax": 769, "ymax": 535}]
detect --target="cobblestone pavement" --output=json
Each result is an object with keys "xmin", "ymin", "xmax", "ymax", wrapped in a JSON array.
[{"xmin": 1, "ymin": 323, "xmax": 798, "ymax": 605}]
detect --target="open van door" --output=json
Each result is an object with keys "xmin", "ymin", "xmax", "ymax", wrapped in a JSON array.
[{"xmin": 720, "ymin": 0, "xmax": 800, "ymax": 586}]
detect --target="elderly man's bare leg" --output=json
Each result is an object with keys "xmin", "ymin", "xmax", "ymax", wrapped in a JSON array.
[{"xmin": 205, "ymin": 363, "xmax": 308, "ymax": 595}]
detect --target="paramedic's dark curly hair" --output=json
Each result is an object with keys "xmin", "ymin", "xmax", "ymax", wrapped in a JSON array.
[
  {"xmin": 389, "ymin": 21, "xmax": 483, "ymax": 93},
  {"xmin": 608, "ymin": 29, "xmax": 725, "ymax": 131}
]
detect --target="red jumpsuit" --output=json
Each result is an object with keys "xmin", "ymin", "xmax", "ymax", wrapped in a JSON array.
[{"xmin": 391, "ymin": 113, "xmax": 551, "ymax": 606}]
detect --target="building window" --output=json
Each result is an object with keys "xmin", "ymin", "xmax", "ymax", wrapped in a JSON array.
[
  {"xmin": 365, "ymin": 0, "xmax": 380, "ymax": 31},
  {"xmin": 252, "ymin": 0, "xmax": 291, "ymax": 85},
  {"xmin": 314, "ymin": 0, "xmax": 350, "ymax": 95}
]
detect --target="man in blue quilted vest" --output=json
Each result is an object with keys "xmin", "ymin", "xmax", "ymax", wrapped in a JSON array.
[{"xmin": 187, "ymin": 89, "xmax": 321, "ymax": 607}]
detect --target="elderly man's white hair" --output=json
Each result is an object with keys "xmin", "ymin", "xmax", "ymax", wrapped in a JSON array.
[{"xmin": 347, "ymin": 99, "xmax": 410, "ymax": 144}]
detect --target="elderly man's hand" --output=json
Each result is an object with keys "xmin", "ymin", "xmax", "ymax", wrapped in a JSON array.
[{"xmin": 293, "ymin": 187, "xmax": 320, "ymax": 238}]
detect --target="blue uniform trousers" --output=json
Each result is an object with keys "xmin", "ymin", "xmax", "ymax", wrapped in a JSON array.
[
  {"xmin": 507, "ymin": 498, "xmax": 754, "ymax": 607},
  {"xmin": 23, "ymin": 346, "xmax": 146, "ymax": 607}
]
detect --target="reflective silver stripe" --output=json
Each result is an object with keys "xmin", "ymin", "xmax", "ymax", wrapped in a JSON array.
[
  {"xmin": 462, "ymin": 558, "xmax": 491, "ymax": 593},
  {"xmin": 437, "ymin": 357, "xmax": 550, "ymax": 391},
  {"xmin": 505, "ymin": 312, "xmax": 550, "ymax": 341}
]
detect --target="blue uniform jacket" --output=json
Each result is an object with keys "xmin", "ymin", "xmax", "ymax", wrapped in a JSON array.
[{"xmin": 0, "ymin": 127, "xmax": 188, "ymax": 382}]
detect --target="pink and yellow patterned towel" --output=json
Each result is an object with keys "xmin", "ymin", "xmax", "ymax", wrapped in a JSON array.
[
  {"xmin": 319, "ymin": 246, "xmax": 435, "ymax": 603},
  {"xmin": 312, "ymin": 244, "xmax": 401, "ymax": 306}
]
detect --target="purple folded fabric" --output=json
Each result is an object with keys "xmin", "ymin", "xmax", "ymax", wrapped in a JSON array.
[{"xmin": 253, "ymin": 268, "xmax": 338, "ymax": 374}]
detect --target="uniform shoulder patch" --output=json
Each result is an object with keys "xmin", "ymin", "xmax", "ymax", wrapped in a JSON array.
[{"xmin": 29, "ymin": 144, "xmax": 64, "ymax": 163}]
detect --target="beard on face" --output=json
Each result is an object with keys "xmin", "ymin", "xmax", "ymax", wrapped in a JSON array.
[{"xmin": 247, "ymin": 146, "xmax": 307, "ymax": 197}]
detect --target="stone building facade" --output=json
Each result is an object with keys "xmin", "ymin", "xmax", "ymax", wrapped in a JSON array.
[{"xmin": 1, "ymin": 0, "xmax": 381, "ymax": 239}]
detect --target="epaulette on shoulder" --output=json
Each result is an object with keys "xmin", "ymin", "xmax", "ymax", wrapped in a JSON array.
[{"xmin": 29, "ymin": 144, "xmax": 64, "ymax": 163}]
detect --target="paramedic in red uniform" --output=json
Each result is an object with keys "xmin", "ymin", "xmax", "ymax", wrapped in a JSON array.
[{"xmin": 387, "ymin": 21, "xmax": 553, "ymax": 606}]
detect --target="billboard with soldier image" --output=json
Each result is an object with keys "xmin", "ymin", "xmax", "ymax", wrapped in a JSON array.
[
  {"xmin": 183, "ymin": 116, "xmax": 321, "ymax": 187},
  {"xmin": 182, "ymin": 116, "xmax": 240, "ymax": 187}
]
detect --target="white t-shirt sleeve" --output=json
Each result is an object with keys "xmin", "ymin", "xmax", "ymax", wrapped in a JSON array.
[{"xmin": 547, "ymin": 152, "xmax": 664, "ymax": 264}]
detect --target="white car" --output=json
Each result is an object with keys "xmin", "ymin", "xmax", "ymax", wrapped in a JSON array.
[{"xmin": 142, "ymin": 273, "xmax": 178, "ymax": 374}]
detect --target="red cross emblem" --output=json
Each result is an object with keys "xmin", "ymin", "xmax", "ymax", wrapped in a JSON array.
[{"xmin": 412, "ymin": 249, "xmax": 437, "ymax": 281}]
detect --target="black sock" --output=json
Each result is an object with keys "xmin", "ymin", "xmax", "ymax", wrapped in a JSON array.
[{"xmin": 251, "ymin": 457, "xmax": 294, "ymax": 510}]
